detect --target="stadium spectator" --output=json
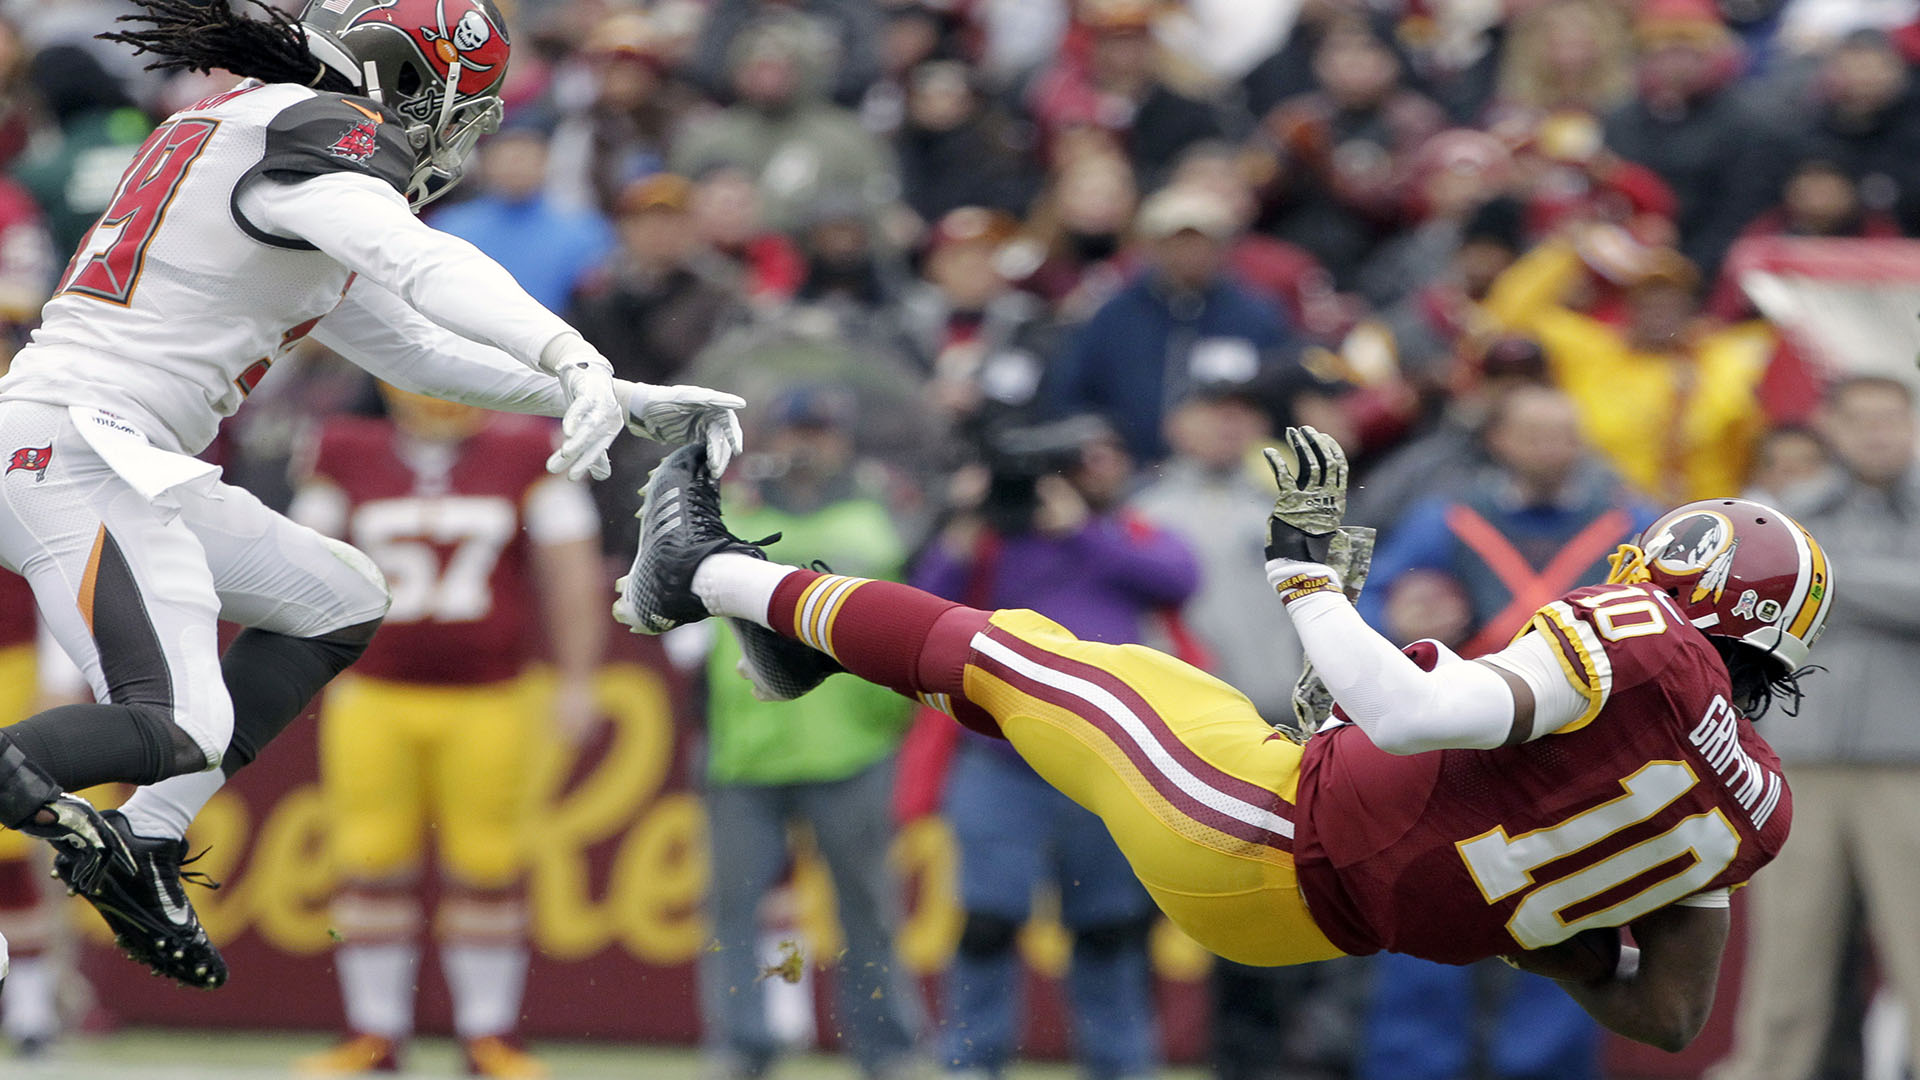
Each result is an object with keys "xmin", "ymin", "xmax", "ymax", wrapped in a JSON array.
[
  {"xmin": 430, "ymin": 124, "xmax": 614, "ymax": 312},
  {"xmin": 1346, "ymin": 335, "xmax": 1551, "ymax": 533},
  {"xmin": 1046, "ymin": 184, "xmax": 1292, "ymax": 464},
  {"xmin": 13, "ymin": 45, "xmax": 151, "ymax": 261},
  {"xmin": 1254, "ymin": 17, "xmax": 1447, "ymax": 287},
  {"xmin": 1792, "ymin": 29, "xmax": 1920, "ymax": 233},
  {"xmin": 291, "ymin": 392, "xmax": 605, "ymax": 1078},
  {"xmin": 898, "ymin": 207, "xmax": 1057, "ymax": 446},
  {"xmin": 671, "ymin": 13, "xmax": 899, "ymax": 235},
  {"xmin": 1169, "ymin": 143, "xmax": 1341, "ymax": 336},
  {"xmin": 1492, "ymin": 0, "xmax": 1635, "ymax": 122},
  {"xmin": 1355, "ymin": 128, "xmax": 1513, "ymax": 314},
  {"xmin": 1708, "ymin": 159, "xmax": 1902, "ymax": 321},
  {"xmin": 568, "ymin": 173, "xmax": 743, "ymax": 552},
  {"xmin": 1745, "ymin": 425, "xmax": 1832, "ymax": 504},
  {"xmin": 697, "ymin": 388, "xmax": 921, "ymax": 1080},
  {"xmin": 1709, "ymin": 376, "xmax": 1920, "ymax": 1080},
  {"xmin": 913, "ymin": 415, "xmax": 1194, "ymax": 1080},
  {"xmin": 543, "ymin": 13, "xmax": 683, "ymax": 215},
  {"xmin": 1601, "ymin": 0, "xmax": 1778, "ymax": 276},
  {"xmin": 686, "ymin": 0, "xmax": 884, "ymax": 109},
  {"xmin": 1025, "ymin": 0, "xmax": 1233, "ymax": 188},
  {"xmin": 893, "ymin": 60, "xmax": 1039, "ymax": 225},
  {"xmin": 1485, "ymin": 231, "xmax": 1771, "ymax": 503},
  {"xmin": 1011, "ymin": 144, "xmax": 1140, "ymax": 319},
  {"xmin": 688, "ymin": 165, "xmax": 807, "ymax": 301},
  {"xmin": 1355, "ymin": 385, "xmax": 1657, "ymax": 1080}
]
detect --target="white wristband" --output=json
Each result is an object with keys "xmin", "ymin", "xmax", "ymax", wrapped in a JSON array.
[{"xmin": 1265, "ymin": 558, "xmax": 1342, "ymax": 604}]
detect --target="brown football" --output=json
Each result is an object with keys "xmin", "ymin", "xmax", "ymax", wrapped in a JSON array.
[{"xmin": 1504, "ymin": 927, "xmax": 1622, "ymax": 984}]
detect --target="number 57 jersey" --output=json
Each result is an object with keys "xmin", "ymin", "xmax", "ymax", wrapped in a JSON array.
[{"xmin": 1292, "ymin": 583, "xmax": 1792, "ymax": 964}]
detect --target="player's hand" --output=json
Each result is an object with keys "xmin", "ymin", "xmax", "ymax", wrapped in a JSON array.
[
  {"xmin": 548, "ymin": 360, "xmax": 623, "ymax": 482},
  {"xmin": 623, "ymin": 382, "xmax": 747, "ymax": 476},
  {"xmin": 1262, "ymin": 425, "xmax": 1349, "ymax": 564},
  {"xmin": 552, "ymin": 675, "xmax": 600, "ymax": 745}
]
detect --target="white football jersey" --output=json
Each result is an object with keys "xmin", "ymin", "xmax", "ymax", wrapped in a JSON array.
[{"xmin": 0, "ymin": 80, "xmax": 418, "ymax": 455}]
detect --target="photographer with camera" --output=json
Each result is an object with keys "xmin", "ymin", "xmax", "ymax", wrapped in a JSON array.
[{"xmin": 911, "ymin": 415, "xmax": 1199, "ymax": 1080}]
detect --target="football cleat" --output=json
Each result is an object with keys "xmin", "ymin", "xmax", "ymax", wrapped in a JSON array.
[
  {"xmin": 613, "ymin": 444, "xmax": 774, "ymax": 635},
  {"xmin": 54, "ymin": 810, "xmax": 228, "ymax": 989},
  {"xmin": 463, "ymin": 1035, "xmax": 549, "ymax": 1078},
  {"xmin": 729, "ymin": 617, "xmax": 844, "ymax": 702},
  {"xmin": 295, "ymin": 1033, "xmax": 403, "ymax": 1075},
  {"xmin": 18, "ymin": 792, "xmax": 135, "ymax": 896}
]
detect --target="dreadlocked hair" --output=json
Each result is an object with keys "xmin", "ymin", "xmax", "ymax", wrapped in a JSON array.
[
  {"xmin": 1713, "ymin": 638, "xmax": 1821, "ymax": 720},
  {"xmin": 99, "ymin": 0, "xmax": 357, "ymax": 94}
]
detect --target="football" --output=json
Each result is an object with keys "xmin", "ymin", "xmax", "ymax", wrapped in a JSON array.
[{"xmin": 1502, "ymin": 927, "xmax": 1623, "ymax": 985}]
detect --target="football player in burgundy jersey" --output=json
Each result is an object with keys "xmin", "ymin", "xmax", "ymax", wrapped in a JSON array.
[
  {"xmin": 289, "ymin": 389, "xmax": 602, "ymax": 1076},
  {"xmin": 614, "ymin": 430, "xmax": 1830, "ymax": 1051},
  {"xmin": 0, "ymin": 0, "xmax": 744, "ymax": 988}
]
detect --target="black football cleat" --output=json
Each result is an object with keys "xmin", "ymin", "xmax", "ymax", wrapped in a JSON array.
[
  {"xmin": 54, "ymin": 810, "xmax": 228, "ymax": 989},
  {"xmin": 18, "ymin": 791, "xmax": 135, "ymax": 895},
  {"xmin": 729, "ymin": 618, "xmax": 845, "ymax": 701},
  {"xmin": 614, "ymin": 443, "xmax": 773, "ymax": 635}
]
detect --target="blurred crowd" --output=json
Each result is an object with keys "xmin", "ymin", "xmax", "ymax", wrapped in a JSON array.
[{"xmin": 2, "ymin": 0, "xmax": 1920, "ymax": 1076}]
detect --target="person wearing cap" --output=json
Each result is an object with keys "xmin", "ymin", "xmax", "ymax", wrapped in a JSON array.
[
  {"xmin": 430, "ymin": 122, "xmax": 615, "ymax": 312},
  {"xmin": 1484, "ymin": 227, "xmax": 1771, "ymax": 504},
  {"xmin": 671, "ymin": 12, "xmax": 899, "ymax": 235},
  {"xmin": 568, "ymin": 173, "xmax": 744, "ymax": 553},
  {"xmin": 895, "ymin": 59, "xmax": 1040, "ymax": 225},
  {"xmin": 694, "ymin": 384, "xmax": 923, "ymax": 1080},
  {"xmin": 544, "ymin": 12, "xmax": 685, "ymax": 215},
  {"xmin": 1600, "ymin": 0, "xmax": 1779, "ymax": 276},
  {"xmin": 687, "ymin": 0, "xmax": 884, "ymax": 109},
  {"xmin": 1046, "ymin": 183, "xmax": 1291, "ymax": 465}
]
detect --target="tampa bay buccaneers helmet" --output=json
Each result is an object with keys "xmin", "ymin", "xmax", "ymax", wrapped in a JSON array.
[
  {"xmin": 299, "ymin": 0, "xmax": 511, "ymax": 207},
  {"xmin": 1608, "ymin": 497, "xmax": 1834, "ymax": 676}
]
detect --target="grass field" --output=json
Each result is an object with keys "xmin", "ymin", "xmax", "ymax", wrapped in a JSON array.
[{"xmin": 5, "ymin": 1028, "xmax": 1211, "ymax": 1078}]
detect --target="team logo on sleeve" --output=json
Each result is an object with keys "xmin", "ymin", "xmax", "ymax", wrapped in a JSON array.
[
  {"xmin": 6, "ymin": 445, "xmax": 51, "ymax": 480},
  {"xmin": 329, "ymin": 118, "xmax": 382, "ymax": 164}
]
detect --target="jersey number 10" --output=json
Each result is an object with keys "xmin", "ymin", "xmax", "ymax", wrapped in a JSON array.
[{"xmin": 57, "ymin": 118, "xmax": 220, "ymax": 306}]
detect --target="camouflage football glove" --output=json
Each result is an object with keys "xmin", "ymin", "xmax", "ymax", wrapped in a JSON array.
[{"xmin": 1262, "ymin": 426, "xmax": 1349, "ymax": 564}]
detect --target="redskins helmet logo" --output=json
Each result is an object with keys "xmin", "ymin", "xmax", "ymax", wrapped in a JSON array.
[{"xmin": 1644, "ymin": 510, "xmax": 1740, "ymax": 603}]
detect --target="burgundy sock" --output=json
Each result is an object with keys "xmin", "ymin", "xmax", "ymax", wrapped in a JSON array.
[{"xmin": 769, "ymin": 571, "xmax": 999, "ymax": 734}]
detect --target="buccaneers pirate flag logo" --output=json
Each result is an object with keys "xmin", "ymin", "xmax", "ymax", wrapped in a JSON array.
[
  {"xmin": 329, "ymin": 117, "xmax": 381, "ymax": 164},
  {"xmin": 7, "ymin": 445, "xmax": 50, "ymax": 481}
]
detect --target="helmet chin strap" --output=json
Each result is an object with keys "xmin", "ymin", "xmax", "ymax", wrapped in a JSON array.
[
  {"xmin": 435, "ymin": 55, "xmax": 463, "ymax": 150},
  {"xmin": 361, "ymin": 60, "xmax": 383, "ymax": 104}
]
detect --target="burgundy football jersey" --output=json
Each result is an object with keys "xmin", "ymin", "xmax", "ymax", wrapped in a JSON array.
[
  {"xmin": 1293, "ymin": 582, "xmax": 1791, "ymax": 964},
  {"xmin": 0, "ymin": 568, "xmax": 35, "ymax": 650},
  {"xmin": 307, "ymin": 414, "xmax": 558, "ymax": 685}
]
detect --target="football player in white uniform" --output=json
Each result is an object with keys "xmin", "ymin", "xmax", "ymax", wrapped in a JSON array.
[{"xmin": 0, "ymin": 0, "xmax": 743, "ymax": 988}]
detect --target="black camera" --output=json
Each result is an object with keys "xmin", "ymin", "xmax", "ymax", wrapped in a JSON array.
[{"xmin": 979, "ymin": 415, "xmax": 1113, "ymax": 535}]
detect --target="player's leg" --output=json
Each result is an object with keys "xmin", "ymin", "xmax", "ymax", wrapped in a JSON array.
[
  {"xmin": 0, "ymin": 644, "xmax": 57, "ymax": 1056},
  {"xmin": 625, "ymin": 445, "xmax": 1341, "ymax": 966},
  {"xmin": 427, "ymin": 676, "xmax": 547, "ymax": 1078},
  {"xmin": 296, "ymin": 675, "xmax": 427, "ymax": 1075},
  {"xmin": 50, "ymin": 478, "xmax": 388, "ymax": 987},
  {"xmin": 796, "ymin": 757, "xmax": 922, "ymax": 1077},
  {"xmin": 116, "ymin": 479, "xmax": 389, "ymax": 842}
]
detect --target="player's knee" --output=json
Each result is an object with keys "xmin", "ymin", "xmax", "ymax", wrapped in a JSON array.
[
  {"xmin": 321, "ymin": 536, "xmax": 392, "ymax": 623},
  {"xmin": 440, "ymin": 829, "xmax": 524, "ymax": 888},
  {"xmin": 957, "ymin": 912, "xmax": 1022, "ymax": 959},
  {"xmin": 138, "ymin": 702, "xmax": 227, "ymax": 780},
  {"xmin": 1073, "ymin": 915, "xmax": 1154, "ymax": 958}
]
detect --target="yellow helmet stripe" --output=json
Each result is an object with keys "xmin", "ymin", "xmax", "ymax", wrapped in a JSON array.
[{"xmin": 1786, "ymin": 524, "xmax": 1830, "ymax": 641}]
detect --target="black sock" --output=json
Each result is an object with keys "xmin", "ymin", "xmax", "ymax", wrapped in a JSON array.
[
  {"xmin": 219, "ymin": 620, "xmax": 379, "ymax": 778},
  {"xmin": 1, "ymin": 703, "xmax": 184, "ymax": 790}
]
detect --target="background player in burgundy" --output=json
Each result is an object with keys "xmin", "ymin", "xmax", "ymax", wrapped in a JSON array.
[
  {"xmin": 288, "ymin": 388, "xmax": 603, "ymax": 1077},
  {"xmin": 614, "ymin": 427, "xmax": 1832, "ymax": 1052}
]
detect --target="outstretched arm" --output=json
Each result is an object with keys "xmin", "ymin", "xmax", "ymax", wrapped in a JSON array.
[{"xmin": 1543, "ymin": 901, "xmax": 1730, "ymax": 1052}]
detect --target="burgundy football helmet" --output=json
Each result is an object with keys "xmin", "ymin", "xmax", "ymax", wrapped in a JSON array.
[{"xmin": 1612, "ymin": 497, "xmax": 1833, "ymax": 674}]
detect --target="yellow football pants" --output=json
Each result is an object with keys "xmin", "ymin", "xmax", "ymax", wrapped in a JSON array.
[
  {"xmin": 956, "ymin": 609, "xmax": 1344, "ymax": 967},
  {"xmin": 319, "ymin": 672, "xmax": 546, "ymax": 887}
]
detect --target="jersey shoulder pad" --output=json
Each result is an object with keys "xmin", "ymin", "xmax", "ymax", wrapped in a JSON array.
[
  {"xmin": 1523, "ymin": 583, "xmax": 1703, "ymax": 734},
  {"xmin": 257, "ymin": 93, "xmax": 415, "ymax": 197}
]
